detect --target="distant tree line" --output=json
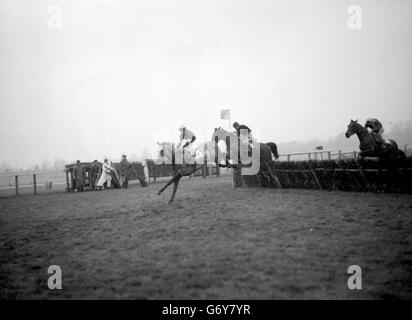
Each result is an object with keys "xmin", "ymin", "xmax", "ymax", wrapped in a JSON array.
[
  {"xmin": 1, "ymin": 121, "xmax": 411, "ymax": 173},
  {"xmin": 0, "ymin": 158, "xmax": 67, "ymax": 173}
]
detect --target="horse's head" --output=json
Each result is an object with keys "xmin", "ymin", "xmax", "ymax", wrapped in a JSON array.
[
  {"xmin": 211, "ymin": 127, "xmax": 232, "ymax": 142},
  {"xmin": 345, "ymin": 119, "xmax": 359, "ymax": 138}
]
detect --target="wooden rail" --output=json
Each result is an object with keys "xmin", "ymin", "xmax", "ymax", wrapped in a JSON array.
[
  {"xmin": 279, "ymin": 149, "xmax": 360, "ymax": 161},
  {"xmin": 0, "ymin": 170, "xmax": 65, "ymax": 196},
  {"xmin": 279, "ymin": 144, "xmax": 409, "ymax": 161},
  {"xmin": 10, "ymin": 174, "xmax": 40, "ymax": 195}
]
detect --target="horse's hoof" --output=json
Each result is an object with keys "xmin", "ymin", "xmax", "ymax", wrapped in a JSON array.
[{"xmin": 157, "ymin": 191, "xmax": 161, "ymax": 195}]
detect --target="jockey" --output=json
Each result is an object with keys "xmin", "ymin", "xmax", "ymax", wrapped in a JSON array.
[
  {"xmin": 177, "ymin": 125, "xmax": 197, "ymax": 153},
  {"xmin": 365, "ymin": 118, "xmax": 386, "ymax": 148},
  {"xmin": 233, "ymin": 121, "xmax": 253, "ymax": 146}
]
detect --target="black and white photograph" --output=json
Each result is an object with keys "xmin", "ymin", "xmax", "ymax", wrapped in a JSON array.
[{"xmin": 1, "ymin": 0, "xmax": 412, "ymax": 305}]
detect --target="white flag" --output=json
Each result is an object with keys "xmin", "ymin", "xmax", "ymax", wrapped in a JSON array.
[{"xmin": 220, "ymin": 109, "xmax": 230, "ymax": 120}]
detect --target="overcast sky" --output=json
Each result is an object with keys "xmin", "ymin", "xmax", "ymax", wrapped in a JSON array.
[{"xmin": 0, "ymin": 0, "xmax": 411, "ymax": 168}]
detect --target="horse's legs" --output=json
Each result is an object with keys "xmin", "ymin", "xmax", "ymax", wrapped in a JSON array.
[
  {"xmin": 169, "ymin": 176, "xmax": 182, "ymax": 204},
  {"xmin": 158, "ymin": 174, "xmax": 179, "ymax": 195},
  {"xmin": 168, "ymin": 166, "xmax": 199, "ymax": 203},
  {"xmin": 264, "ymin": 161, "xmax": 281, "ymax": 188}
]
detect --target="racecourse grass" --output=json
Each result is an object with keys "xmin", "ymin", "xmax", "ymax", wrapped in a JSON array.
[{"xmin": 0, "ymin": 176, "xmax": 411, "ymax": 299}]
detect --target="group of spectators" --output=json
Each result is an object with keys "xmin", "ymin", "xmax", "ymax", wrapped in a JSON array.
[{"xmin": 72, "ymin": 155, "xmax": 132, "ymax": 192}]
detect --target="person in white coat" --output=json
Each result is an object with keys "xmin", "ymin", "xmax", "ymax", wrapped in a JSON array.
[{"xmin": 96, "ymin": 159, "xmax": 114, "ymax": 190}]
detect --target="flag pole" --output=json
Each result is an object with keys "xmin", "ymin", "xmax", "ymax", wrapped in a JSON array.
[{"xmin": 228, "ymin": 109, "xmax": 231, "ymax": 131}]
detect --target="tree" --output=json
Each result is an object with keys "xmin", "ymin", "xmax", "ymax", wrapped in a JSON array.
[
  {"xmin": 53, "ymin": 158, "xmax": 66, "ymax": 170},
  {"xmin": 42, "ymin": 159, "xmax": 51, "ymax": 171},
  {"xmin": 0, "ymin": 162, "xmax": 11, "ymax": 173}
]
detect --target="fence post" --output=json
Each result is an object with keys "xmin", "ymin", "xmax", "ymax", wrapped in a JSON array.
[
  {"xmin": 33, "ymin": 174, "xmax": 37, "ymax": 194},
  {"xmin": 338, "ymin": 150, "xmax": 342, "ymax": 160},
  {"xmin": 232, "ymin": 167, "xmax": 243, "ymax": 187},
  {"xmin": 203, "ymin": 142, "xmax": 207, "ymax": 179},
  {"xmin": 287, "ymin": 154, "xmax": 291, "ymax": 162},
  {"xmin": 15, "ymin": 175, "xmax": 19, "ymax": 196},
  {"xmin": 308, "ymin": 153, "xmax": 311, "ymax": 161},
  {"xmin": 353, "ymin": 151, "xmax": 357, "ymax": 159},
  {"xmin": 214, "ymin": 137, "xmax": 220, "ymax": 177},
  {"xmin": 65, "ymin": 169, "xmax": 70, "ymax": 191},
  {"xmin": 328, "ymin": 151, "xmax": 331, "ymax": 161}
]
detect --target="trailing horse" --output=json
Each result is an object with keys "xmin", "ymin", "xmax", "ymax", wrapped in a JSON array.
[{"xmin": 345, "ymin": 119, "xmax": 406, "ymax": 160}]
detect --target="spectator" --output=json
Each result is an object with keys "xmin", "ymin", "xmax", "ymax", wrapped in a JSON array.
[
  {"xmin": 119, "ymin": 154, "xmax": 130, "ymax": 189},
  {"xmin": 73, "ymin": 160, "xmax": 85, "ymax": 192},
  {"xmin": 90, "ymin": 160, "xmax": 101, "ymax": 190},
  {"xmin": 96, "ymin": 159, "xmax": 114, "ymax": 190}
]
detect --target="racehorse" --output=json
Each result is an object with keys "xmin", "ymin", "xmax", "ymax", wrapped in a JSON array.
[
  {"xmin": 345, "ymin": 119, "xmax": 406, "ymax": 159},
  {"xmin": 211, "ymin": 128, "xmax": 281, "ymax": 188},
  {"xmin": 212, "ymin": 127, "xmax": 279, "ymax": 167},
  {"xmin": 156, "ymin": 141, "xmax": 226, "ymax": 203}
]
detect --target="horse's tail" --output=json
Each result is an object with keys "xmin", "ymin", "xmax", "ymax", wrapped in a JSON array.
[
  {"xmin": 388, "ymin": 139, "xmax": 407, "ymax": 159},
  {"xmin": 389, "ymin": 139, "xmax": 398, "ymax": 150},
  {"xmin": 266, "ymin": 142, "xmax": 279, "ymax": 160}
]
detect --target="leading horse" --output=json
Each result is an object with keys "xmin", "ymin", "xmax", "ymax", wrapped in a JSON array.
[
  {"xmin": 345, "ymin": 119, "xmax": 405, "ymax": 159},
  {"xmin": 156, "ymin": 141, "xmax": 226, "ymax": 203}
]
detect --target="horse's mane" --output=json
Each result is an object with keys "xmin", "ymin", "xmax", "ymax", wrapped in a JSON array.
[
  {"xmin": 214, "ymin": 126, "xmax": 235, "ymax": 135},
  {"xmin": 350, "ymin": 120, "xmax": 367, "ymax": 132}
]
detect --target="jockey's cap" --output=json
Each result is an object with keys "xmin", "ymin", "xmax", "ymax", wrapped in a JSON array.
[{"xmin": 233, "ymin": 121, "xmax": 239, "ymax": 127}]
